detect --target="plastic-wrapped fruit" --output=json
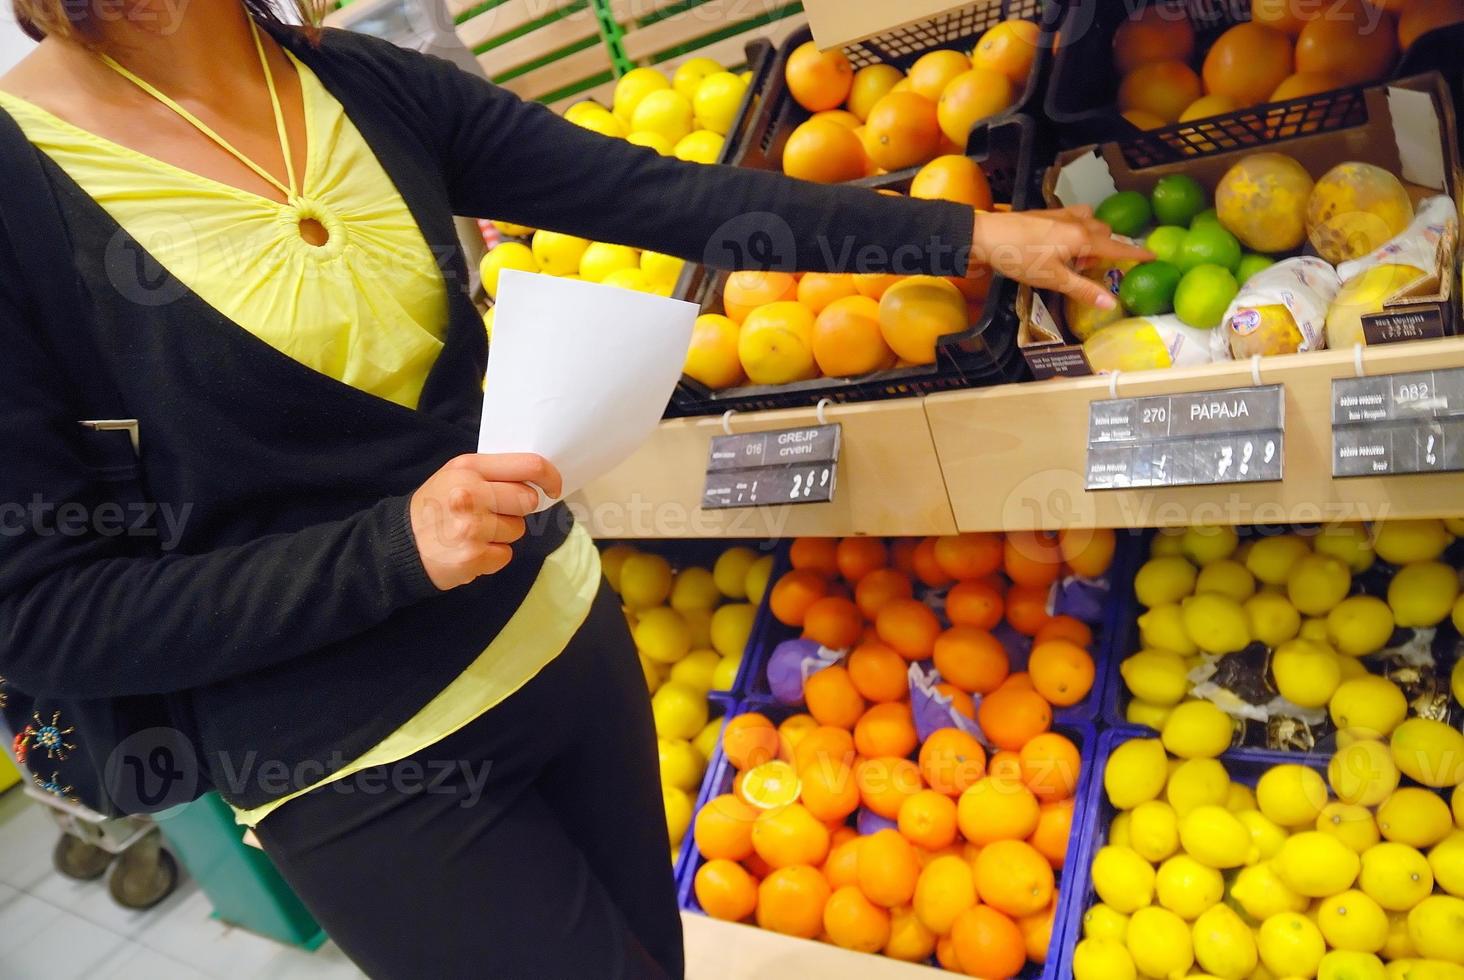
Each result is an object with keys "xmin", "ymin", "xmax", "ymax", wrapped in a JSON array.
[
  {"xmin": 1083, "ymin": 317, "xmax": 1216, "ymax": 373},
  {"xmin": 1065, "ymin": 259, "xmax": 1139, "ymax": 340},
  {"xmin": 1215, "ymin": 152, "xmax": 1314, "ymax": 253},
  {"xmin": 1306, "ymin": 163, "xmax": 1414, "ymax": 264},
  {"xmin": 1220, "ymin": 257, "xmax": 1340, "ymax": 359},
  {"xmin": 1225, "ymin": 304, "xmax": 1303, "ymax": 357},
  {"xmin": 1327, "ymin": 264, "xmax": 1432, "ymax": 349}
]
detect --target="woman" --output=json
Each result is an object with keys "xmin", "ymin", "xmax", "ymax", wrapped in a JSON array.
[{"xmin": 0, "ymin": 0, "xmax": 1141, "ymax": 974}]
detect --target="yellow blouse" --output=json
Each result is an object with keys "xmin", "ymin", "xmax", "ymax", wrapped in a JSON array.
[{"xmin": 0, "ymin": 53, "xmax": 600, "ymax": 826}]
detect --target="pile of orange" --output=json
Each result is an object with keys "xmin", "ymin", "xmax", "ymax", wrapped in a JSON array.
[
  {"xmin": 689, "ymin": 531, "xmax": 1117, "ymax": 975},
  {"xmin": 780, "ymin": 21, "xmax": 1037, "ymax": 183},
  {"xmin": 1112, "ymin": 0, "xmax": 1456, "ymax": 131}
]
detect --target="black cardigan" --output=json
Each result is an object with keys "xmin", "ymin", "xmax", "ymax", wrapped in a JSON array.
[{"xmin": 0, "ymin": 27, "xmax": 975, "ymax": 807}]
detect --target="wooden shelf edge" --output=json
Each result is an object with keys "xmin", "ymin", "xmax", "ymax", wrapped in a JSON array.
[
  {"xmin": 683, "ymin": 912, "xmax": 946, "ymax": 979},
  {"xmin": 801, "ymin": 0, "xmax": 973, "ymax": 50}
]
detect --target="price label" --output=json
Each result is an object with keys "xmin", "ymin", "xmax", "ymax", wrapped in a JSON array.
[
  {"xmin": 1361, "ymin": 307, "xmax": 1447, "ymax": 346},
  {"xmin": 1332, "ymin": 367, "xmax": 1464, "ymax": 477},
  {"xmin": 1086, "ymin": 385, "xmax": 1285, "ymax": 490},
  {"xmin": 702, "ymin": 424, "xmax": 840, "ymax": 509}
]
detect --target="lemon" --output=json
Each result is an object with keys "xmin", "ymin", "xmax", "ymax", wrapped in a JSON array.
[
  {"xmin": 691, "ymin": 71, "xmax": 748, "ymax": 136},
  {"xmin": 1181, "ymin": 593, "xmax": 1251, "ymax": 654},
  {"xmin": 1259, "ymin": 912, "xmax": 1327, "ymax": 977},
  {"xmin": 1318, "ymin": 890, "xmax": 1390, "ymax": 953},
  {"xmin": 491, "ymin": 217, "xmax": 536, "ymax": 238},
  {"xmin": 1360, "ymin": 842, "xmax": 1436, "ymax": 911},
  {"xmin": 1388, "ymin": 561, "xmax": 1461, "ymax": 628},
  {"xmin": 1392, "ymin": 719, "xmax": 1464, "ymax": 788},
  {"xmin": 1244, "ymin": 591, "xmax": 1303, "ymax": 647},
  {"xmin": 1227, "ymin": 783, "xmax": 1257, "ymax": 812},
  {"xmin": 1182, "ymin": 525, "xmax": 1241, "ymax": 565},
  {"xmin": 1247, "ymin": 535, "xmax": 1312, "ymax": 585},
  {"xmin": 1083, "ymin": 903, "xmax": 1131, "ymax": 942},
  {"xmin": 672, "ymin": 56, "xmax": 723, "ymax": 101},
  {"xmin": 669, "ymin": 648, "xmax": 720, "ymax": 693},
  {"xmin": 663, "ymin": 785, "xmax": 693, "ymax": 844},
  {"xmin": 1382, "ymin": 909, "xmax": 1417, "ymax": 960},
  {"xmin": 634, "ymin": 607, "xmax": 693, "ymax": 664},
  {"xmin": 1331, "ymin": 739, "xmax": 1401, "ymax": 807},
  {"xmin": 1272, "ymin": 638, "xmax": 1342, "ymax": 709},
  {"xmin": 1194, "ymin": 903, "xmax": 1259, "ymax": 978},
  {"xmin": 1407, "ymin": 894, "xmax": 1464, "ymax": 963},
  {"xmin": 1073, "ymin": 938, "xmax": 1137, "ymax": 980},
  {"xmin": 669, "ymin": 566, "xmax": 721, "ymax": 612},
  {"xmin": 1236, "ymin": 809, "xmax": 1289, "ymax": 862},
  {"xmin": 1110, "ymin": 811, "xmax": 1133, "ymax": 848},
  {"xmin": 709, "ymin": 602, "xmax": 756, "ymax": 659},
  {"xmin": 639, "ymin": 651, "xmax": 664, "ymax": 693},
  {"xmin": 742, "ymin": 554, "xmax": 774, "ymax": 606},
  {"xmin": 1386, "ymin": 961, "xmax": 1464, "ymax": 980},
  {"xmin": 563, "ymin": 100, "xmax": 608, "ymax": 127},
  {"xmin": 1130, "ymin": 800, "xmax": 1180, "ymax": 863},
  {"xmin": 1373, "ymin": 519, "xmax": 1453, "ymax": 565},
  {"xmin": 1316, "ymin": 523, "xmax": 1377, "ymax": 573},
  {"xmin": 658, "ymin": 737, "xmax": 706, "ymax": 792},
  {"xmin": 1106, "ymin": 737, "xmax": 1171, "ymax": 809},
  {"xmin": 674, "ymin": 129, "xmax": 724, "ymax": 164},
  {"xmin": 1258, "ymin": 764, "xmax": 1330, "ymax": 828},
  {"xmin": 1456, "ymin": 784, "xmax": 1464, "ymax": 829},
  {"xmin": 1301, "ymin": 616, "xmax": 1332, "ymax": 643},
  {"xmin": 1337, "ymin": 655, "xmax": 1371, "ymax": 682},
  {"xmin": 710, "ymin": 653, "xmax": 740, "ymax": 691},
  {"xmin": 1127, "ymin": 906, "xmax": 1194, "ymax": 979},
  {"xmin": 1288, "ymin": 554, "xmax": 1353, "ymax": 616},
  {"xmin": 626, "ymin": 130, "xmax": 676, "ymax": 155},
  {"xmin": 651, "ymin": 681, "xmax": 708, "ymax": 739},
  {"xmin": 1378, "ymin": 788, "xmax": 1455, "ymax": 849},
  {"xmin": 641, "ymin": 250, "xmax": 685, "ymax": 291},
  {"xmin": 1167, "ymin": 757, "xmax": 1232, "ymax": 815},
  {"xmin": 1330, "ymin": 676, "xmax": 1409, "ymax": 739},
  {"xmin": 1180, "ymin": 804, "xmax": 1254, "ymax": 868},
  {"xmin": 1152, "ymin": 529, "xmax": 1186, "ymax": 557},
  {"xmin": 529, "ymin": 229, "xmax": 590, "ymax": 277},
  {"xmin": 1139, "ymin": 603, "xmax": 1200, "ymax": 656},
  {"xmin": 683, "ymin": 607, "xmax": 713, "ymax": 649},
  {"xmin": 1326, "ymin": 594, "xmax": 1395, "ymax": 657},
  {"xmin": 1232, "ymin": 862, "xmax": 1308, "ymax": 920},
  {"xmin": 578, "ymin": 241, "xmax": 640, "ymax": 283},
  {"xmin": 693, "ymin": 716, "xmax": 724, "ymax": 760},
  {"xmin": 479, "ymin": 241, "xmax": 539, "ymax": 299},
  {"xmin": 1162, "ymin": 699, "xmax": 1234, "ymax": 759},
  {"xmin": 1092, "ymin": 845, "xmax": 1157, "ymax": 913},
  {"xmin": 1127, "ymin": 698, "xmax": 1176, "ymax": 730},
  {"xmin": 1120, "ymin": 651, "xmax": 1191, "ymax": 705},
  {"xmin": 712, "ymin": 546, "xmax": 758, "ymax": 599},
  {"xmin": 631, "ymin": 89, "xmax": 694, "ymax": 143},
  {"xmin": 571, "ymin": 108, "xmax": 627, "ymax": 138},
  {"xmin": 601, "ymin": 544, "xmax": 638, "ymax": 592},
  {"xmin": 1319, "ymin": 950, "xmax": 1388, "ymax": 980},
  {"xmin": 613, "ymin": 67, "xmax": 671, "ymax": 124},
  {"xmin": 602, "ymin": 266, "xmax": 654, "ymax": 294},
  {"xmin": 1319, "ymin": 802, "xmax": 1382, "ymax": 853},
  {"xmin": 1155, "ymin": 853, "xmax": 1224, "ymax": 919},
  {"xmin": 1136, "ymin": 556, "xmax": 1200, "ymax": 607},
  {"xmin": 1276, "ymin": 831, "xmax": 1362, "ymax": 896},
  {"xmin": 1196, "ymin": 558, "xmax": 1257, "ymax": 601},
  {"xmin": 1431, "ymin": 831, "xmax": 1464, "ymax": 897}
]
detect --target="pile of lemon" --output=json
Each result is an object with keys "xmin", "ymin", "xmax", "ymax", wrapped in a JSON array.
[
  {"xmin": 600, "ymin": 543, "xmax": 775, "ymax": 860},
  {"xmin": 479, "ymin": 59, "xmax": 752, "ymax": 309},
  {"xmin": 1119, "ymin": 519, "xmax": 1464, "ymax": 735},
  {"xmin": 1074, "ymin": 728, "xmax": 1464, "ymax": 980}
]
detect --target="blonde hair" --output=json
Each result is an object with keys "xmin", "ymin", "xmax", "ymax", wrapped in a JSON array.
[{"xmin": 12, "ymin": 0, "xmax": 328, "ymax": 43}]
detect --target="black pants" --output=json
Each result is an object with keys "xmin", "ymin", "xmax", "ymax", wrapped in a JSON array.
[{"xmin": 255, "ymin": 586, "xmax": 683, "ymax": 980}]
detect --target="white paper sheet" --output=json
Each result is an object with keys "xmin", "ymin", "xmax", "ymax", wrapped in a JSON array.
[{"xmin": 478, "ymin": 269, "xmax": 698, "ymax": 510}]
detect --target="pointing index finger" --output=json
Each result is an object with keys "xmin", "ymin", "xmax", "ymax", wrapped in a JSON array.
[{"xmin": 1090, "ymin": 235, "xmax": 1155, "ymax": 265}]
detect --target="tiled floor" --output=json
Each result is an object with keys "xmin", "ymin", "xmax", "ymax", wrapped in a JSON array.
[{"xmin": 0, "ymin": 788, "xmax": 365, "ymax": 980}]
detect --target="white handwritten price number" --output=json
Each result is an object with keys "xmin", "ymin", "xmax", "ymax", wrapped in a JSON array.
[{"xmin": 789, "ymin": 466, "xmax": 833, "ymax": 501}]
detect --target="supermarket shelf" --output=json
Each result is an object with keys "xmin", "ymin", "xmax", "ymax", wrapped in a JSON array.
[
  {"xmin": 801, "ymin": 0, "xmax": 973, "ymax": 49},
  {"xmin": 925, "ymin": 336, "xmax": 1464, "ymax": 533},
  {"xmin": 569, "ymin": 398, "xmax": 958, "ymax": 538},
  {"xmin": 683, "ymin": 913, "xmax": 944, "ymax": 978}
]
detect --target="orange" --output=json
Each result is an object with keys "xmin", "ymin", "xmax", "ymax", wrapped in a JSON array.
[
  {"xmin": 977, "ymin": 685, "xmax": 1052, "ymax": 751},
  {"xmin": 751, "ymin": 803, "xmax": 830, "ymax": 869},
  {"xmin": 946, "ymin": 579, "xmax": 1004, "ymax": 631},
  {"xmin": 1179, "ymin": 93, "xmax": 1239, "ymax": 123},
  {"xmin": 796, "ymin": 272, "xmax": 860, "ymax": 314},
  {"xmin": 777, "ymin": 713, "xmax": 819, "ymax": 760},
  {"xmin": 824, "ymin": 885, "xmax": 892, "ymax": 952},
  {"xmin": 913, "ymin": 855, "xmax": 977, "ymax": 937},
  {"xmin": 933, "ymin": 625, "xmax": 1010, "ymax": 695},
  {"xmin": 863, "ymin": 91, "xmax": 942, "ymax": 171},
  {"xmin": 854, "ymin": 701, "xmax": 918, "ymax": 759},
  {"xmin": 1028, "ymin": 798, "xmax": 1075, "ymax": 869},
  {"xmin": 1252, "ymin": 0, "xmax": 1315, "ymax": 36},
  {"xmin": 886, "ymin": 905, "xmax": 938, "ymax": 961},
  {"xmin": 1400, "ymin": 0, "xmax": 1464, "ymax": 49},
  {"xmin": 857, "ymin": 828, "xmax": 922, "ymax": 907},
  {"xmin": 812, "ymin": 295, "xmax": 896, "ymax": 377},
  {"xmin": 811, "ymin": 108, "xmax": 862, "ymax": 130},
  {"xmin": 768, "ymin": 568, "xmax": 829, "ymax": 626},
  {"xmin": 854, "ymin": 567, "xmax": 915, "ymax": 620},
  {"xmin": 1123, "ymin": 109, "xmax": 1167, "ymax": 131},
  {"xmin": 920, "ymin": 728, "xmax": 987, "ymax": 797},
  {"xmin": 937, "ymin": 683, "xmax": 977, "ymax": 721},
  {"xmin": 852, "ymin": 272, "xmax": 904, "ymax": 300},
  {"xmin": 1118, "ymin": 59, "xmax": 1203, "ymax": 124},
  {"xmin": 723, "ymin": 713, "xmax": 780, "ymax": 771},
  {"xmin": 972, "ymin": 18, "xmax": 1040, "ymax": 86},
  {"xmin": 935, "ymin": 67, "xmax": 1014, "ymax": 147},
  {"xmin": 784, "ymin": 40, "xmax": 854, "ymax": 112},
  {"xmin": 1018, "ymin": 898, "xmax": 1056, "ymax": 964},
  {"xmin": 1113, "ymin": 6, "xmax": 1196, "ymax": 74},
  {"xmin": 974, "ymin": 839, "xmax": 1054, "ymax": 917},
  {"xmin": 830, "ymin": 824, "xmax": 858, "ymax": 848},
  {"xmin": 848, "ymin": 63, "xmax": 905, "ymax": 121},
  {"xmin": 694, "ymin": 858, "xmax": 759, "ymax": 921},
  {"xmin": 998, "ymin": 672, "xmax": 1034, "ymax": 692},
  {"xmin": 1058, "ymin": 526, "xmax": 1116, "ymax": 578},
  {"xmin": 1033, "ymin": 615, "xmax": 1093, "ymax": 649},
  {"xmin": 684, "ymin": 313, "xmax": 744, "ymax": 390},
  {"xmin": 950, "ymin": 905, "xmax": 1027, "ymax": 980},
  {"xmin": 912, "ymin": 536, "xmax": 955, "ymax": 587},
  {"xmin": 1005, "ymin": 583, "xmax": 1053, "ymax": 636},
  {"xmin": 804, "ymin": 665, "xmax": 866, "ymax": 730},
  {"xmin": 936, "ymin": 934, "xmax": 963, "ymax": 972},
  {"xmin": 878, "ymin": 274, "xmax": 967, "ymax": 365},
  {"xmin": 1295, "ymin": 12, "xmax": 1398, "ymax": 87},
  {"xmin": 799, "ymin": 758, "xmax": 860, "ymax": 823},
  {"xmin": 823, "ymin": 835, "xmax": 862, "ymax": 889},
  {"xmin": 958, "ymin": 776, "xmax": 1041, "ymax": 845},
  {"xmin": 934, "ymin": 532, "xmax": 1003, "ymax": 580},
  {"xmin": 986, "ymin": 751, "xmax": 1023, "ymax": 786},
  {"xmin": 898, "ymin": 789, "xmax": 959, "ymax": 850},
  {"xmin": 1202, "ymin": 22, "xmax": 1294, "ymax": 106},
  {"xmin": 694, "ymin": 793, "xmax": 760, "ymax": 861},
  {"xmin": 1019, "ymin": 732, "xmax": 1081, "ymax": 802},
  {"xmin": 890, "ymin": 537, "xmax": 920, "ymax": 577},
  {"xmin": 782, "ymin": 117, "xmax": 868, "ymax": 184},
  {"xmin": 915, "ymin": 844, "xmax": 962, "ymax": 868},
  {"xmin": 908, "ymin": 49, "xmax": 974, "ymax": 101},
  {"xmin": 790, "ymin": 537, "xmax": 839, "ymax": 577},
  {"xmin": 756, "ymin": 865, "xmax": 831, "ymax": 938},
  {"xmin": 855, "ymin": 756, "xmax": 923, "ymax": 820},
  {"xmin": 794, "ymin": 725, "xmax": 857, "ymax": 772},
  {"xmin": 1270, "ymin": 71, "xmax": 1344, "ymax": 101},
  {"xmin": 1028, "ymin": 640, "xmax": 1094, "ymax": 707},
  {"xmin": 802, "ymin": 596, "xmax": 864, "ymax": 650},
  {"xmin": 722, "ymin": 270, "xmax": 797, "ymax": 324},
  {"xmin": 876, "ymin": 597, "xmax": 942, "ymax": 660},
  {"xmin": 847, "ymin": 641, "xmax": 910, "ymax": 703},
  {"xmin": 1003, "ymin": 530, "xmax": 1063, "ymax": 587}
]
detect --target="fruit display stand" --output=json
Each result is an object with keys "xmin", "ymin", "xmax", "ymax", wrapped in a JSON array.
[
  {"xmin": 455, "ymin": 0, "xmax": 616, "ymax": 108},
  {"xmin": 800, "ymin": 0, "xmax": 1004, "ymax": 52},
  {"xmin": 606, "ymin": 0, "xmax": 808, "ymax": 85}
]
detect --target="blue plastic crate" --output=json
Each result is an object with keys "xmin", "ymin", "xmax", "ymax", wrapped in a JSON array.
[{"xmin": 671, "ymin": 692, "xmax": 739, "ymax": 884}]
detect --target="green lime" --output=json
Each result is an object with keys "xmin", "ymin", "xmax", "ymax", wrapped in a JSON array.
[
  {"xmin": 1118, "ymin": 260, "xmax": 1183, "ymax": 316},
  {"xmin": 1174, "ymin": 263, "xmax": 1240, "ymax": 329},
  {"xmin": 1191, "ymin": 208, "xmax": 1221, "ymax": 229},
  {"xmin": 1179, "ymin": 224, "xmax": 1243, "ymax": 272},
  {"xmin": 1145, "ymin": 225, "xmax": 1188, "ymax": 266},
  {"xmin": 1096, "ymin": 190, "xmax": 1154, "ymax": 238},
  {"xmin": 1151, "ymin": 174, "xmax": 1208, "ymax": 227},
  {"xmin": 1236, "ymin": 253, "xmax": 1275, "ymax": 285}
]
